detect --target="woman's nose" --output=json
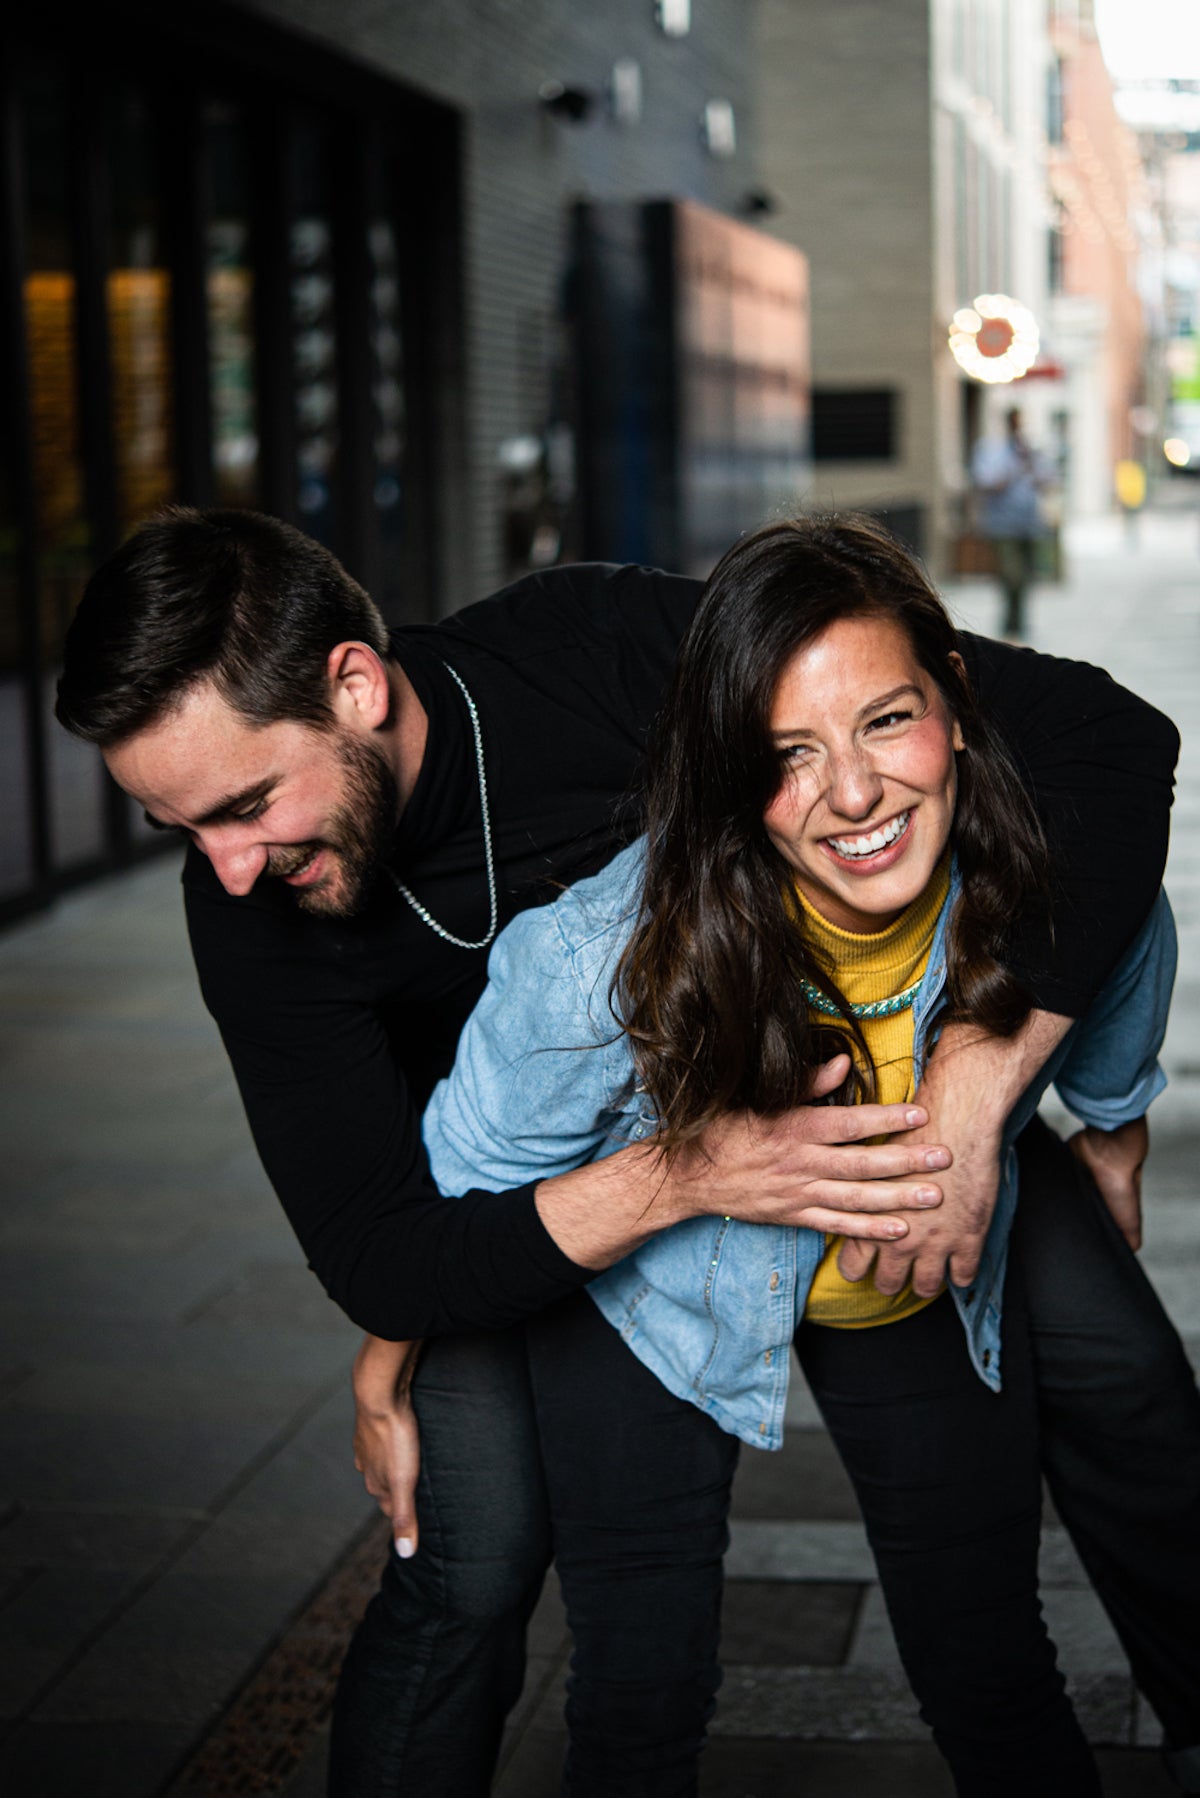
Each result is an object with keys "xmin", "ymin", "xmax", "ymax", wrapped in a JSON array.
[{"xmin": 825, "ymin": 749, "xmax": 883, "ymax": 820}]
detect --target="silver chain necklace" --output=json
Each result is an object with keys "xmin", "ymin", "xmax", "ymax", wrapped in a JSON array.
[{"xmin": 391, "ymin": 663, "xmax": 499, "ymax": 952}]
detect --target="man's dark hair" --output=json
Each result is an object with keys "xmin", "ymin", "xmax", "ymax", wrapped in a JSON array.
[{"xmin": 55, "ymin": 507, "xmax": 391, "ymax": 747}]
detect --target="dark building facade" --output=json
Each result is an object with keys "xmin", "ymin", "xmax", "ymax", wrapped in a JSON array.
[{"xmin": 1, "ymin": 0, "xmax": 804, "ymax": 920}]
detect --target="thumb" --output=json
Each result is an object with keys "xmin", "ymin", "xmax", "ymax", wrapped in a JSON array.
[
  {"xmin": 392, "ymin": 1493, "xmax": 419, "ymax": 1561},
  {"xmin": 808, "ymin": 1053, "xmax": 851, "ymax": 1101}
]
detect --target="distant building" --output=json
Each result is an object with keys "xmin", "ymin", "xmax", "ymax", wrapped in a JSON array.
[
  {"xmin": 757, "ymin": 0, "xmax": 1146, "ymax": 552},
  {"xmin": 2, "ymin": 0, "xmax": 804, "ymax": 918},
  {"xmin": 1046, "ymin": 0, "xmax": 1147, "ymax": 514}
]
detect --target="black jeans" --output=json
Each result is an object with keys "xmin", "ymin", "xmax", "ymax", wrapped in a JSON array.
[
  {"xmin": 532, "ymin": 1273, "xmax": 1099, "ymax": 1798},
  {"xmin": 329, "ymin": 1325, "xmax": 550, "ymax": 1796},
  {"xmin": 329, "ymin": 1124, "xmax": 1200, "ymax": 1795}
]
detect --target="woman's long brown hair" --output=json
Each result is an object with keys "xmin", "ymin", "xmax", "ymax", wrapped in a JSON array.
[{"xmin": 615, "ymin": 514, "xmax": 1048, "ymax": 1151}]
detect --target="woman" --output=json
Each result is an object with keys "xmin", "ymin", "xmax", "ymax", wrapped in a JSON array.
[{"xmin": 423, "ymin": 516, "xmax": 1186, "ymax": 1797}]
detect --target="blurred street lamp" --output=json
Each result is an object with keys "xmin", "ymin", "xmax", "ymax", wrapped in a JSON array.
[
  {"xmin": 949, "ymin": 293, "xmax": 1040, "ymax": 384},
  {"xmin": 1164, "ymin": 437, "xmax": 1192, "ymax": 469}
]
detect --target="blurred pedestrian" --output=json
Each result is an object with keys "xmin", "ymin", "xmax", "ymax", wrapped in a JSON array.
[
  {"xmin": 972, "ymin": 406, "xmax": 1055, "ymax": 638},
  {"xmin": 1116, "ymin": 457, "xmax": 1147, "ymax": 548}
]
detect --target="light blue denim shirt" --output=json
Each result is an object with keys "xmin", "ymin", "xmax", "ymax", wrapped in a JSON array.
[{"xmin": 424, "ymin": 840, "xmax": 1175, "ymax": 1450}]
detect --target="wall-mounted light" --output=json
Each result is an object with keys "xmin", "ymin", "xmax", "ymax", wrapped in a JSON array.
[
  {"xmin": 948, "ymin": 294, "xmax": 1039, "ymax": 383},
  {"xmin": 539, "ymin": 81, "xmax": 595, "ymax": 124},
  {"xmin": 611, "ymin": 59, "xmax": 642, "ymax": 125},
  {"xmin": 657, "ymin": 0, "xmax": 690, "ymax": 36},
  {"xmin": 703, "ymin": 98, "xmax": 736, "ymax": 158}
]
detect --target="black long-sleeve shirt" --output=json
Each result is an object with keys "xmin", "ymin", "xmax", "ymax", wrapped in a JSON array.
[{"xmin": 184, "ymin": 563, "xmax": 1179, "ymax": 1340}]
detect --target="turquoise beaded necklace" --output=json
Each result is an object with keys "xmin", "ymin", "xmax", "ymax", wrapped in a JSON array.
[{"xmin": 799, "ymin": 976, "xmax": 922, "ymax": 1021}]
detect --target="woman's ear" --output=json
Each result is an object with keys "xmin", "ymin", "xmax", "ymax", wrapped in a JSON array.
[{"xmin": 947, "ymin": 651, "xmax": 967, "ymax": 751}]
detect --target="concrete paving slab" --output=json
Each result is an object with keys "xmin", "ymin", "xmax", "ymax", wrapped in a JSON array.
[
  {"xmin": 0, "ymin": 1497, "xmax": 191, "ymax": 1557},
  {"xmin": 0, "ymin": 1565, "xmax": 143, "ymax": 1722},
  {"xmin": 726, "ymin": 1518, "xmax": 876, "ymax": 1582},
  {"xmin": 729, "ymin": 1426, "xmax": 863, "ymax": 1521},
  {"xmin": 0, "ymin": 1720, "xmax": 195, "ymax": 1798},
  {"xmin": 721, "ymin": 1581, "xmax": 862, "ymax": 1667}
]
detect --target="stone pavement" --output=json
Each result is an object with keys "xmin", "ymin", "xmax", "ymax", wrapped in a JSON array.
[{"xmin": 1, "ymin": 508, "xmax": 1198, "ymax": 1797}]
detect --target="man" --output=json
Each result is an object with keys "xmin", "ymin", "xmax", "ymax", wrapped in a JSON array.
[
  {"xmin": 57, "ymin": 508, "xmax": 1199, "ymax": 1797},
  {"xmin": 972, "ymin": 405, "xmax": 1055, "ymax": 638}
]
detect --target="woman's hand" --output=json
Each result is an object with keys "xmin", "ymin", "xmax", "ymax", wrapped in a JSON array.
[
  {"xmin": 352, "ymin": 1336, "xmax": 424, "ymax": 1558},
  {"xmin": 1067, "ymin": 1116, "xmax": 1148, "ymax": 1251},
  {"xmin": 838, "ymin": 1012, "xmax": 1073, "ymax": 1294}
]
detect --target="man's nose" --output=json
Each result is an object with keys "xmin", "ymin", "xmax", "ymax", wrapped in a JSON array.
[
  {"xmin": 826, "ymin": 748, "xmax": 883, "ymax": 820},
  {"xmin": 201, "ymin": 834, "xmax": 269, "ymax": 896}
]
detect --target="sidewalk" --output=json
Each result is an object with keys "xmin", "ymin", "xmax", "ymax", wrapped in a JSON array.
[{"xmin": 1, "ymin": 510, "xmax": 1197, "ymax": 1797}]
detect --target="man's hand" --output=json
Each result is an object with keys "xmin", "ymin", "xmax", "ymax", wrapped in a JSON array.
[
  {"xmin": 352, "ymin": 1336, "xmax": 424, "ymax": 1558},
  {"xmin": 1068, "ymin": 1116, "xmax": 1148, "ymax": 1252},
  {"xmin": 537, "ymin": 1054, "xmax": 953, "ymax": 1268},
  {"xmin": 838, "ymin": 1012, "xmax": 1073, "ymax": 1296}
]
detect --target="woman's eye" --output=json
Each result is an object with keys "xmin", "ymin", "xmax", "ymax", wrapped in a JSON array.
[
  {"xmin": 867, "ymin": 710, "xmax": 913, "ymax": 732},
  {"xmin": 780, "ymin": 743, "xmax": 812, "ymax": 764}
]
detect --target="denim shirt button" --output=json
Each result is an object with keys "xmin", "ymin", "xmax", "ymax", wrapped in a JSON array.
[
  {"xmin": 982, "ymin": 1348, "xmax": 992, "ymax": 1368},
  {"xmin": 763, "ymin": 1350, "xmax": 773, "ymax": 1366},
  {"xmin": 769, "ymin": 1272, "xmax": 780, "ymax": 1292}
]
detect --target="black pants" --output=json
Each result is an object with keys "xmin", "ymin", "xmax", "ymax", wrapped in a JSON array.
[
  {"xmin": 531, "ymin": 1272, "xmax": 1099, "ymax": 1798},
  {"xmin": 329, "ymin": 1123, "xmax": 1200, "ymax": 1795}
]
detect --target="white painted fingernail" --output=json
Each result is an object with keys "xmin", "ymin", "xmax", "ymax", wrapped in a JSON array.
[{"xmin": 395, "ymin": 1536, "xmax": 415, "ymax": 1559}]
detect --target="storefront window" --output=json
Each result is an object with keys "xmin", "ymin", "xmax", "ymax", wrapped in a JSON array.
[
  {"xmin": 106, "ymin": 81, "xmax": 176, "ymax": 538},
  {"xmin": 290, "ymin": 116, "xmax": 340, "ymax": 547},
  {"xmin": 21, "ymin": 59, "xmax": 106, "ymax": 872},
  {"xmin": 206, "ymin": 99, "xmax": 261, "ymax": 509}
]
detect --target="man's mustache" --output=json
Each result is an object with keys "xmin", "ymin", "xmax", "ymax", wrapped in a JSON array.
[{"xmin": 267, "ymin": 844, "xmax": 323, "ymax": 879}]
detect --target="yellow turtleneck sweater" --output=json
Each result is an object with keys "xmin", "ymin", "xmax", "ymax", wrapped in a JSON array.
[{"xmin": 799, "ymin": 852, "xmax": 951, "ymax": 1328}]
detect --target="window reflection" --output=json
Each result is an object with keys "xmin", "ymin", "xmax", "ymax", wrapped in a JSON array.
[
  {"xmin": 106, "ymin": 83, "xmax": 176, "ymax": 537},
  {"xmin": 0, "ymin": 458, "xmax": 36, "ymax": 899},
  {"xmin": 368, "ymin": 211, "xmax": 406, "ymax": 614},
  {"xmin": 21, "ymin": 60, "xmax": 106, "ymax": 872},
  {"xmin": 291, "ymin": 118, "xmax": 340, "ymax": 545},
  {"xmin": 206, "ymin": 100, "xmax": 261, "ymax": 508}
]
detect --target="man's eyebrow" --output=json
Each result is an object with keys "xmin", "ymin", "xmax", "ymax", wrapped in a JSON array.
[
  {"xmin": 143, "ymin": 780, "xmax": 277, "ymax": 833},
  {"xmin": 192, "ymin": 780, "xmax": 276, "ymax": 827}
]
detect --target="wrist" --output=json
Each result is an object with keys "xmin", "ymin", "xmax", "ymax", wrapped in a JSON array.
[{"xmin": 353, "ymin": 1337, "xmax": 422, "ymax": 1410}]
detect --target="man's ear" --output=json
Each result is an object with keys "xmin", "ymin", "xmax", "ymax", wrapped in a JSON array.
[{"xmin": 326, "ymin": 642, "xmax": 392, "ymax": 731}]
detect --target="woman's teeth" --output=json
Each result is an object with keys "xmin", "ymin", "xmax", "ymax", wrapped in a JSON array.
[{"xmin": 828, "ymin": 812, "xmax": 910, "ymax": 860}]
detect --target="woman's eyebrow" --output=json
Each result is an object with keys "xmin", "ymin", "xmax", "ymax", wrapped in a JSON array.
[
  {"xmin": 770, "ymin": 683, "xmax": 924, "ymax": 739},
  {"xmin": 856, "ymin": 683, "xmax": 923, "ymax": 718}
]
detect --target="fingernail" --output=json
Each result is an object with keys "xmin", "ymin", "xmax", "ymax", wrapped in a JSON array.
[
  {"xmin": 886, "ymin": 1222, "xmax": 907, "ymax": 1237},
  {"xmin": 395, "ymin": 1536, "xmax": 415, "ymax": 1559},
  {"xmin": 916, "ymin": 1187, "xmax": 941, "ymax": 1205},
  {"xmin": 905, "ymin": 1108, "xmax": 926, "ymax": 1126},
  {"xmin": 924, "ymin": 1149, "xmax": 950, "ymax": 1169}
]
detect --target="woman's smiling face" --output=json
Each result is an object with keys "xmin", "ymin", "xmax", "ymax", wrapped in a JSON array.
[{"xmin": 762, "ymin": 612, "xmax": 964, "ymax": 932}]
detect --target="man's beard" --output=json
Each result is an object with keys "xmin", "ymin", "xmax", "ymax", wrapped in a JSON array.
[{"xmin": 276, "ymin": 734, "xmax": 399, "ymax": 918}]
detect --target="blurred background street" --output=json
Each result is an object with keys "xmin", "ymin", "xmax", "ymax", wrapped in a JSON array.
[
  {"xmin": 3, "ymin": 0, "xmax": 1200, "ymax": 1791},
  {"xmin": 1, "ymin": 504, "xmax": 1197, "ymax": 1797}
]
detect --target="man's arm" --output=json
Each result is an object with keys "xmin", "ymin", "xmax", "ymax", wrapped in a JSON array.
[
  {"xmin": 963, "ymin": 634, "xmax": 1178, "ymax": 1016},
  {"xmin": 188, "ymin": 855, "xmax": 948, "ymax": 1344}
]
